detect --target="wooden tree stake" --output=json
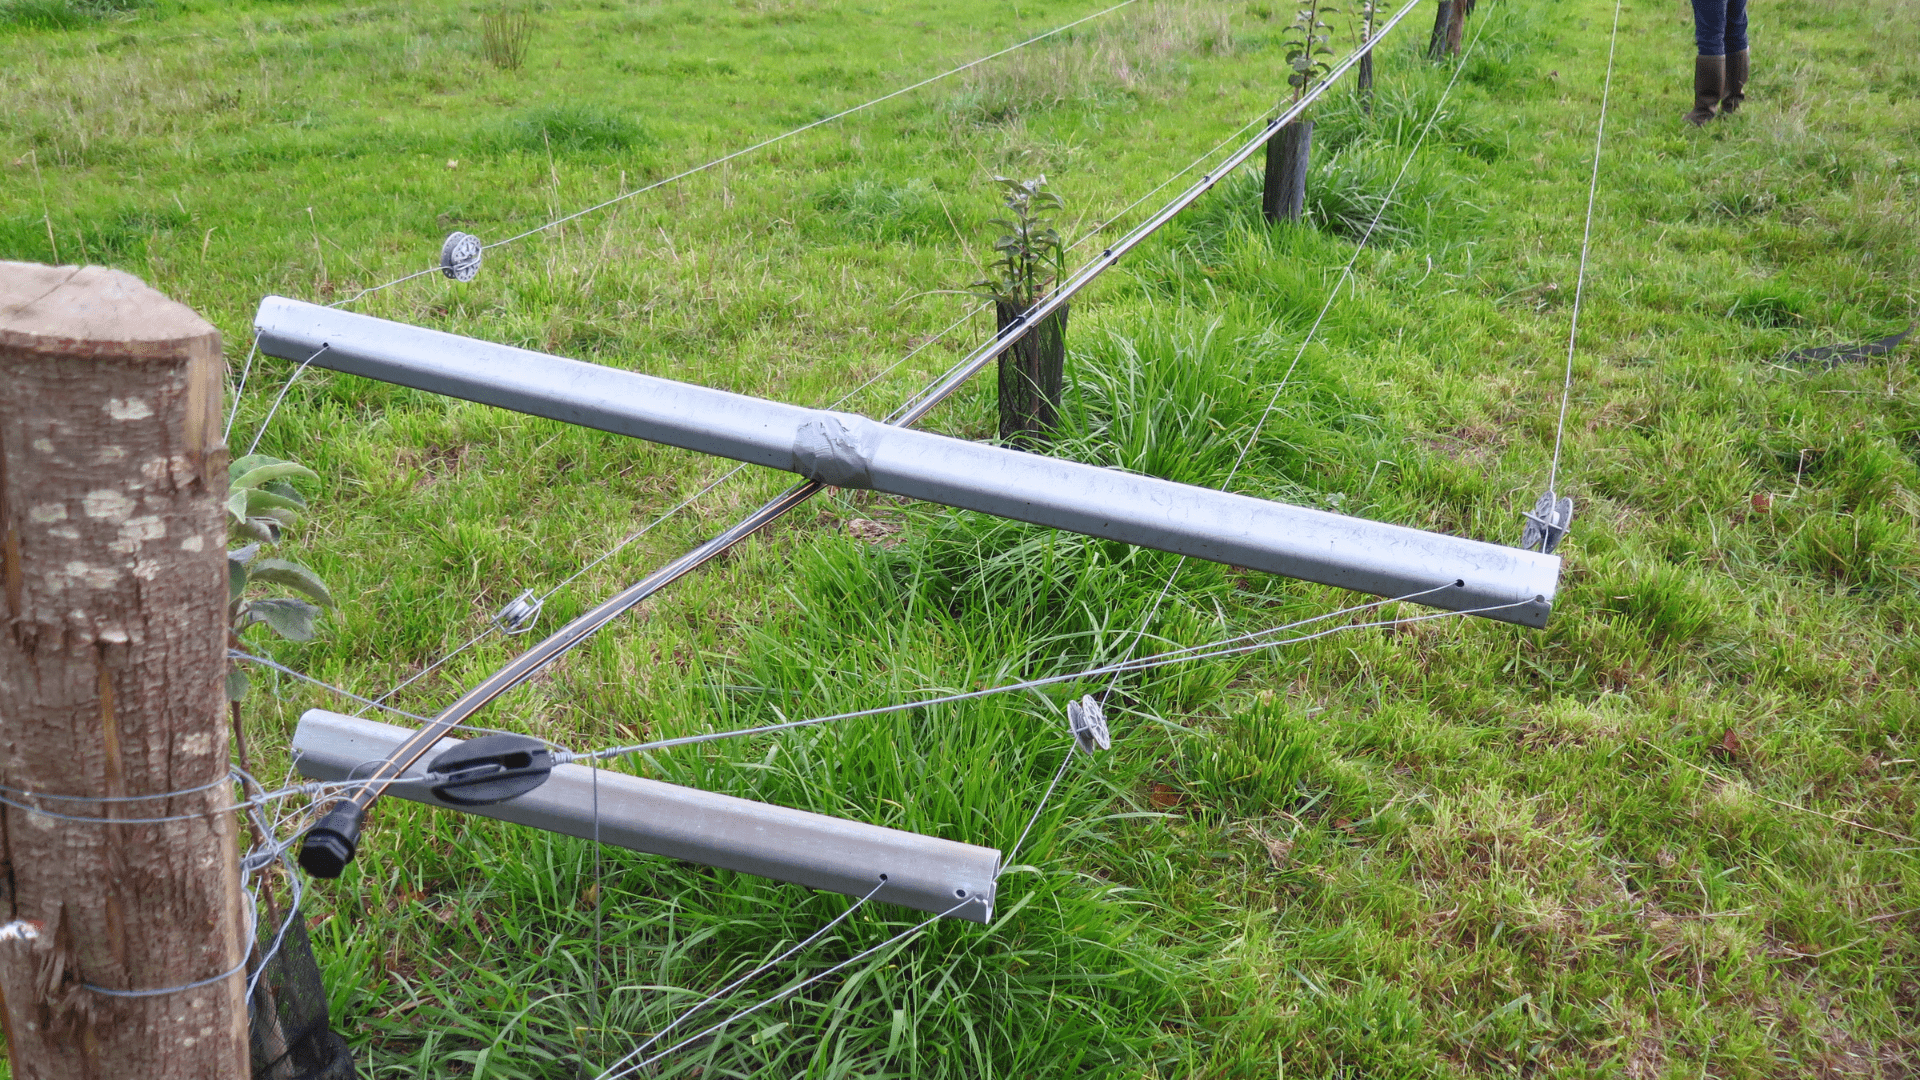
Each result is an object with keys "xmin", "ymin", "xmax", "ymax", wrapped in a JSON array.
[
  {"xmin": 1262, "ymin": 119, "xmax": 1315, "ymax": 224},
  {"xmin": 1428, "ymin": 0, "xmax": 1454, "ymax": 57},
  {"xmin": 995, "ymin": 301, "xmax": 1069, "ymax": 448},
  {"xmin": 0, "ymin": 261, "xmax": 245, "ymax": 1079}
]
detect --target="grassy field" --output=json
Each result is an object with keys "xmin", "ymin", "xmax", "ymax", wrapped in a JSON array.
[{"xmin": 6, "ymin": 0, "xmax": 1920, "ymax": 1075}]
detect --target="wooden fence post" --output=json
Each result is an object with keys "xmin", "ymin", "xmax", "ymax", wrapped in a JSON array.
[{"xmin": 0, "ymin": 262, "xmax": 246, "ymax": 1079}]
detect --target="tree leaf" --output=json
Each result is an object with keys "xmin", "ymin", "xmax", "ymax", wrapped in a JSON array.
[
  {"xmin": 248, "ymin": 559, "xmax": 334, "ymax": 607},
  {"xmin": 246, "ymin": 598, "xmax": 320, "ymax": 641},
  {"xmin": 236, "ymin": 518, "xmax": 278, "ymax": 544},
  {"xmin": 229, "ymin": 454, "xmax": 284, "ymax": 479},
  {"xmin": 261, "ymin": 480, "xmax": 308, "ymax": 509},
  {"xmin": 229, "ymin": 554, "xmax": 250, "ymax": 603},
  {"xmin": 245, "ymin": 487, "xmax": 305, "ymax": 516},
  {"xmin": 230, "ymin": 461, "xmax": 319, "ymax": 492},
  {"xmin": 226, "ymin": 665, "xmax": 251, "ymax": 702}
]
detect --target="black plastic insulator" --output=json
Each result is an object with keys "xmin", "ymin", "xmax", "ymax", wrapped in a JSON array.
[
  {"xmin": 426, "ymin": 734, "xmax": 553, "ymax": 806},
  {"xmin": 299, "ymin": 801, "xmax": 366, "ymax": 879}
]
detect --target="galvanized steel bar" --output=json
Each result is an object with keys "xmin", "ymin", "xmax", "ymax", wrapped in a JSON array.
[
  {"xmin": 255, "ymin": 296, "xmax": 1560, "ymax": 626},
  {"xmin": 291, "ymin": 710, "xmax": 999, "ymax": 922}
]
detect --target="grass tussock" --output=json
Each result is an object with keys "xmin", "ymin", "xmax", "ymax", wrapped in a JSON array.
[{"xmin": 479, "ymin": 5, "xmax": 534, "ymax": 71}]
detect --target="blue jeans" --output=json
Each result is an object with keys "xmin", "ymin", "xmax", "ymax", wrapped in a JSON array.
[{"xmin": 1691, "ymin": 0, "xmax": 1748, "ymax": 55}]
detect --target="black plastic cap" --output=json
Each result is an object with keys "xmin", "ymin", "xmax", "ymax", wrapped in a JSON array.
[{"xmin": 298, "ymin": 801, "xmax": 366, "ymax": 879}]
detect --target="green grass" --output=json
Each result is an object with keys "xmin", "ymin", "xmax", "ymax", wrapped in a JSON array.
[{"xmin": 5, "ymin": 0, "xmax": 1920, "ymax": 1076}]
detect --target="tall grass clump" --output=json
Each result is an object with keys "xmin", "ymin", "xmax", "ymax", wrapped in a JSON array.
[
  {"xmin": 1187, "ymin": 156, "xmax": 1457, "ymax": 247},
  {"xmin": 1312, "ymin": 81, "xmax": 1506, "ymax": 161},
  {"xmin": 480, "ymin": 5, "xmax": 535, "ymax": 71},
  {"xmin": 1305, "ymin": 139, "xmax": 1465, "ymax": 242}
]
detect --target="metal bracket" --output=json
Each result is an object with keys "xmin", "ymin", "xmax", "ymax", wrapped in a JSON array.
[
  {"xmin": 1520, "ymin": 490, "xmax": 1574, "ymax": 554},
  {"xmin": 1067, "ymin": 695, "xmax": 1110, "ymax": 754},
  {"xmin": 492, "ymin": 589, "xmax": 543, "ymax": 634},
  {"xmin": 440, "ymin": 232, "xmax": 483, "ymax": 282}
]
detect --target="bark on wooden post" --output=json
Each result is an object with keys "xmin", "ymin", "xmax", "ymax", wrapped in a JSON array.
[
  {"xmin": 994, "ymin": 301, "xmax": 1069, "ymax": 448},
  {"xmin": 0, "ymin": 262, "xmax": 245, "ymax": 1079},
  {"xmin": 1356, "ymin": 49, "xmax": 1374, "ymax": 114},
  {"xmin": 1445, "ymin": 0, "xmax": 1466, "ymax": 56},
  {"xmin": 1262, "ymin": 119, "xmax": 1314, "ymax": 224}
]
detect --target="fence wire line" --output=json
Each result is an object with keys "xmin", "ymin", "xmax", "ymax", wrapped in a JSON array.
[
  {"xmin": 1103, "ymin": 6, "xmax": 1496, "ymax": 703},
  {"xmin": 569, "ymin": 582, "xmax": 1491, "ymax": 764},
  {"xmin": 0, "ymin": 770, "xmax": 424, "ymax": 827},
  {"xmin": 329, "ymin": 0, "xmax": 1141, "ymax": 311},
  {"xmin": 596, "ymin": 895, "xmax": 979, "ymax": 1080},
  {"xmin": 225, "ymin": 336, "xmax": 261, "ymax": 441},
  {"xmin": 1000, "ymin": 747, "xmax": 1078, "ymax": 876},
  {"xmin": 591, "ymin": 879, "xmax": 888, "ymax": 1079},
  {"xmin": 231, "ymin": 650, "xmax": 435, "ymax": 725},
  {"xmin": 244, "ymin": 342, "xmax": 329, "ymax": 457},
  {"xmin": 1547, "ymin": 0, "xmax": 1624, "ymax": 495},
  {"xmin": 354, "ymin": 625, "xmax": 500, "ymax": 720}
]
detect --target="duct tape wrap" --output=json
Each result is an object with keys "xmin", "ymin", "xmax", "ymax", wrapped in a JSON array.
[{"xmin": 792, "ymin": 413, "xmax": 880, "ymax": 489}]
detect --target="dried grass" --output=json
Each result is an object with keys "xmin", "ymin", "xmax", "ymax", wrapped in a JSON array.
[{"xmin": 480, "ymin": 6, "xmax": 535, "ymax": 72}]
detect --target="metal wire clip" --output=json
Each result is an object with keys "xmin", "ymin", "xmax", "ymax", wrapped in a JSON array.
[
  {"xmin": 1067, "ymin": 695, "xmax": 1111, "ymax": 754},
  {"xmin": 440, "ymin": 232, "xmax": 483, "ymax": 282},
  {"xmin": 492, "ymin": 589, "xmax": 543, "ymax": 635},
  {"xmin": 1519, "ymin": 490, "xmax": 1574, "ymax": 554}
]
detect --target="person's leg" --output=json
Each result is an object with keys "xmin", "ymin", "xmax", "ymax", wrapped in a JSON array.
[
  {"xmin": 1687, "ymin": 0, "xmax": 1727, "ymax": 125},
  {"xmin": 1724, "ymin": 0, "xmax": 1748, "ymax": 52},
  {"xmin": 1722, "ymin": 0, "xmax": 1749, "ymax": 112},
  {"xmin": 1691, "ymin": 0, "xmax": 1727, "ymax": 55}
]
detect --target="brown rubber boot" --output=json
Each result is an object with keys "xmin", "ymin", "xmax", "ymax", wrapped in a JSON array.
[
  {"xmin": 1721, "ymin": 49, "xmax": 1748, "ymax": 114},
  {"xmin": 1686, "ymin": 54, "xmax": 1724, "ymax": 126}
]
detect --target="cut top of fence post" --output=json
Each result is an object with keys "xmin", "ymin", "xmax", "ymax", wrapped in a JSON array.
[
  {"xmin": 1, "ymin": 261, "xmax": 227, "ymax": 635},
  {"xmin": 2, "ymin": 261, "xmax": 221, "ymax": 359},
  {"xmin": 1, "ymin": 261, "xmax": 224, "ymax": 469}
]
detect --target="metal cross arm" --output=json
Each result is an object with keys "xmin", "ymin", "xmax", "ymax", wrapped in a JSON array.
[
  {"xmin": 254, "ymin": 297, "xmax": 1562, "ymax": 627},
  {"xmin": 292, "ymin": 710, "xmax": 1000, "ymax": 922}
]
